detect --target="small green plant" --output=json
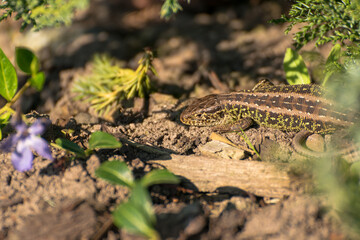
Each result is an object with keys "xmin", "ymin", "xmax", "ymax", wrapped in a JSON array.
[
  {"xmin": 72, "ymin": 49, "xmax": 156, "ymax": 116},
  {"xmin": 0, "ymin": 0, "xmax": 89, "ymax": 31},
  {"xmin": 0, "ymin": 47, "xmax": 45, "ymax": 139},
  {"xmin": 96, "ymin": 160, "xmax": 180, "ymax": 239},
  {"xmin": 236, "ymin": 130, "xmax": 260, "ymax": 159},
  {"xmin": 272, "ymin": 0, "xmax": 360, "ymax": 50},
  {"xmin": 52, "ymin": 131, "xmax": 122, "ymax": 160}
]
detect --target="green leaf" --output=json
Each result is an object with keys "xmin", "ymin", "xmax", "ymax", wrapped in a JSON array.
[
  {"xmin": 322, "ymin": 44, "xmax": 342, "ymax": 86},
  {"xmin": 15, "ymin": 47, "xmax": 39, "ymax": 75},
  {"xmin": 129, "ymin": 183, "xmax": 156, "ymax": 225},
  {"xmin": 0, "ymin": 111, "xmax": 11, "ymax": 139},
  {"xmin": 95, "ymin": 161, "xmax": 134, "ymax": 188},
  {"xmin": 54, "ymin": 138, "xmax": 86, "ymax": 157},
  {"xmin": 141, "ymin": 169, "xmax": 180, "ymax": 188},
  {"xmin": 88, "ymin": 131, "xmax": 122, "ymax": 150},
  {"xmin": 0, "ymin": 110, "xmax": 12, "ymax": 140},
  {"xmin": 126, "ymin": 84, "xmax": 137, "ymax": 99},
  {"xmin": 161, "ymin": 0, "xmax": 183, "ymax": 20},
  {"xmin": 350, "ymin": 161, "xmax": 360, "ymax": 176},
  {"xmin": 112, "ymin": 201, "xmax": 159, "ymax": 240},
  {"xmin": 30, "ymin": 72, "xmax": 45, "ymax": 91},
  {"xmin": 322, "ymin": 71, "xmax": 333, "ymax": 87},
  {"xmin": 283, "ymin": 48, "xmax": 311, "ymax": 85},
  {"xmin": 0, "ymin": 48, "xmax": 17, "ymax": 101},
  {"xmin": 0, "ymin": 111, "xmax": 12, "ymax": 125},
  {"xmin": 326, "ymin": 44, "xmax": 341, "ymax": 65}
]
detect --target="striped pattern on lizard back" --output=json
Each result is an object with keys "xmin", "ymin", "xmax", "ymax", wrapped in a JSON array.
[{"xmin": 180, "ymin": 80, "xmax": 357, "ymax": 134}]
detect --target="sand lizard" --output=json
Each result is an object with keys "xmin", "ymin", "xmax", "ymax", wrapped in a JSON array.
[{"xmin": 180, "ymin": 79, "xmax": 359, "ymax": 158}]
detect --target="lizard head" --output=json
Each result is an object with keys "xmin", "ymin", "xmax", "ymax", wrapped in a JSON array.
[{"xmin": 180, "ymin": 94, "xmax": 226, "ymax": 126}]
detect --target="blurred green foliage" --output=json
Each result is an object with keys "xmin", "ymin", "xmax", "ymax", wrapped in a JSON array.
[
  {"xmin": 0, "ymin": 0, "xmax": 89, "ymax": 31},
  {"xmin": 324, "ymin": 49, "xmax": 360, "ymax": 116},
  {"xmin": 317, "ymin": 158, "xmax": 360, "ymax": 238},
  {"xmin": 312, "ymin": 37, "xmax": 360, "ymax": 240},
  {"xmin": 272, "ymin": 0, "xmax": 360, "ymax": 50},
  {"xmin": 275, "ymin": 1, "xmax": 360, "ymax": 237}
]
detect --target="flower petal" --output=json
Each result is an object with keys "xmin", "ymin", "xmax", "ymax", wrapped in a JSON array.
[
  {"xmin": 29, "ymin": 136, "xmax": 53, "ymax": 161},
  {"xmin": 28, "ymin": 119, "xmax": 49, "ymax": 135},
  {"xmin": 12, "ymin": 147, "xmax": 33, "ymax": 172},
  {"xmin": 12, "ymin": 118, "xmax": 27, "ymax": 133},
  {"xmin": 0, "ymin": 134, "xmax": 20, "ymax": 152},
  {"xmin": 16, "ymin": 136, "xmax": 29, "ymax": 153}
]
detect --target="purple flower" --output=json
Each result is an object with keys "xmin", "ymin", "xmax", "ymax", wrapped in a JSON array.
[{"xmin": 0, "ymin": 117, "xmax": 53, "ymax": 172}]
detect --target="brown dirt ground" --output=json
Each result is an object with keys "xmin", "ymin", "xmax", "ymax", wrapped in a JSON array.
[{"xmin": 0, "ymin": 1, "xmax": 345, "ymax": 239}]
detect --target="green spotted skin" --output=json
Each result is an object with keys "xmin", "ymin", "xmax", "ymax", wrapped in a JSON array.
[{"xmin": 180, "ymin": 80, "xmax": 357, "ymax": 134}]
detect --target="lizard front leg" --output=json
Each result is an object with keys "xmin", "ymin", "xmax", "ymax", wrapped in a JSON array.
[{"xmin": 211, "ymin": 117, "xmax": 254, "ymax": 133}]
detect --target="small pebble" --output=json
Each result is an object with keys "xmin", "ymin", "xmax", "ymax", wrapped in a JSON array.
[
  {"xmin": 198, "ymin": 140, "xmax": 245, "ymax": 160},
  {"xmin": 74, "ymin": 112, "xmax": 99, "ymax": 124}
]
